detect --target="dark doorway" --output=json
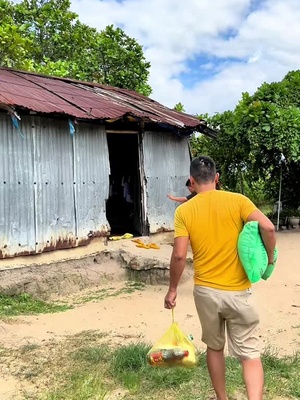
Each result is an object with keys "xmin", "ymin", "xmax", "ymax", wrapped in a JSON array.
[{"xmin": 106, "ymin": 133, "xmax": 143, "ymax": 235}]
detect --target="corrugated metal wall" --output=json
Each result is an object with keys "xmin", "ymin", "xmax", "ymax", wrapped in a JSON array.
[
  {"xmin": 0, "ymin": 112, "xmax": 191, "ymax": 257},
  {"xmin": 142, "ymin": 131, "xmax": 191, "ymax": 233},
  {"xmin": 0, "ymin": 114, "xmax": 110, "ymax": 258},
  {"xmin": 34, "ymin": 117, "xmax": 77, "ymax": 253},
  {"xmin": 74, "ymin": 123, "xmax": 110, "ymax": 239},
  {"xmin": 0, "ymin": 115, "xmax": 36, "ymax": 257}
]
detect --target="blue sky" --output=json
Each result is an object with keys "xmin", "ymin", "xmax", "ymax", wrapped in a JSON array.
[{"xmin": 69, "ymin": 0, "xmax": 300, "ymax": 115}]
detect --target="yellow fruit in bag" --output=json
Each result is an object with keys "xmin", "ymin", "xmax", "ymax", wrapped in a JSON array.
[{"xmin": 147, "ymin": 318, "xmax": 197, "ymax": 368}]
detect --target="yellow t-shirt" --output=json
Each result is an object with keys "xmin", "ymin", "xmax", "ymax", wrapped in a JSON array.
[{"xmin": 174, "ymin": 190, "xmax": 257, "ymax": 290}]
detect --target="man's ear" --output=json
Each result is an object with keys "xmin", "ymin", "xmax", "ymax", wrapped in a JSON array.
[
  {"xmin": 189, "ymin": 176, "xmax": 196, "ymax": 187},
  {"xmin": 215, "ymin": 173, "xmax": 219, "ymax": 183}
]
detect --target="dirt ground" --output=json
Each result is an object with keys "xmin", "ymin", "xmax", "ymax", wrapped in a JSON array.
[{"xmin": 0, "ymin": 231, "xmax": 299, "ymax": 399}]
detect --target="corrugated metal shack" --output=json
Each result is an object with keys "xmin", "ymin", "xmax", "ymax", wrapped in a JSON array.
[{"xmin": 0, "ymin": 67, "xmax": 216, "ymax": 258}]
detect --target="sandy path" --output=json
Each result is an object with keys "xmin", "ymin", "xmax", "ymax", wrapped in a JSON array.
[
  {"xmin": 0, "ymin": 232, "xmax": 299, "ymax": 400},
  {"xmin": 0, "ymin": 232, "xmax": 299, "ymax": 357}
]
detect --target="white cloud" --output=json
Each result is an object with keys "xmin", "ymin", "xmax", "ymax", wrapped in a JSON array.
[
  {"xmin": 248, "ymin": 51, "xmax": 261, "ymax": 64},
  {"xmin": 70, "ymin": 0, "xmax": 300, "ymax": 115}
]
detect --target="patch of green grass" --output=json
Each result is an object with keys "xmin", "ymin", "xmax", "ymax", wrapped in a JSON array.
[
  {"xmin": 42, "ymin": 340, "xmax": 111, "ymax": 400},
  {"xmin": 108, "ymin": 345, "xmax": 300, "ymax": 399},
  {"xmin": 76, "ymin": 281, "xmax": 145, "ymax": 304},
  {"xmin": 71, "ymin": 329, "xmax": 108, "ymax": 342},
  {"xmin": 78, "ymin": 287, "xmax": 115, "ymax": 303},
  {"xmin": 20, "ymin": 343, "xmax": 40, "ymax": 354},
  {"xmin": 0, "ymin": 282, "xmax": 145, "ymax": 318},
  {"xmin": 108, "ymin": 344, "xmax": 211, "ymax": 399},
  {"xmin": 11, "ymin": 337, "xmax": 300, "ymax": 400},
  {"xmin": 72, "ymin": 345, "xmax": 110, "ymax": 364},
  {"xmin": 262, "ymin": 349, "xmax": 300, "ymax": 398},
  {"xmin": 110, "ymin": 344, "xmax": 149, "ymax": 392},
  {"xmin": 0, "ymin": 293, "xmax": 70, "ymax": 318},
  {"xmin": 21, "ymin": 367, "xmax": 42, "ymax": 380},
  {"xmin": 110, "ymin": 342, "xmax": 150, "ymax": 374},
  {"xmin": 43, "ymin": 372, "xmax": 107, "ymax": 400}
]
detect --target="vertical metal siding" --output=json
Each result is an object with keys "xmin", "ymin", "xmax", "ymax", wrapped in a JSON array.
[
  {"xmin": 74, "ymin": 123, "xmax": 110, "ymax": 238},
  {"xmin": 0, "ymin": 114, "xmax": 36, "ymax": 257},
  {"xmin": 1, "ymin": 113, "xmax": 189, "ymax": 256},
  {"xmin": 142, "ymin": 131, "xmax": 191, "ymax": 233},
  {"xmin": 33, "ymin": 117, "xmax": 76, "ymax": 252},
  {"xmin": 0, "ymin": 113, "xmax": 111, "ymax": 258}
]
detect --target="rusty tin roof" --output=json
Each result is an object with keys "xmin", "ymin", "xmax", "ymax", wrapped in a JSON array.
[{"xmin": 0, "ymin": 67, "xmax": 216, "ymax": 136}]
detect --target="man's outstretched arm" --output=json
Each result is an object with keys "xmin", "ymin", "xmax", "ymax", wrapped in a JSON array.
[{"xmin": 167, "ymin": 194, "xmax": 188, "ymax": 203}]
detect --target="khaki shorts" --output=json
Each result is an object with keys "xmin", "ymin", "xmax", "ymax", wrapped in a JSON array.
[{"xmin": 193, "ymin": 285, "xmax": 260, "ymax": 359}]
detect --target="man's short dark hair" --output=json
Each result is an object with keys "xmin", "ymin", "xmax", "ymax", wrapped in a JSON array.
[
  {"xmin": 185, "ymin": 179, "xmax": 191, "ymax": 187},
  {"xmin": 190, "ymin": 155, "xmax": 216, "ymax": 184}
]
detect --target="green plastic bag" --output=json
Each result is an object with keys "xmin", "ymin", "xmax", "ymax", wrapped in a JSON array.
[{"xmin": 238, "ymin": 221, "xmax": 278, "ymax": 283}]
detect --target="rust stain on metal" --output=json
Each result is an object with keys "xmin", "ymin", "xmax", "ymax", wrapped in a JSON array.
[
  {"xmin": 88, "ymin": 230, "xmax": 108, "ymax": 238},
  {"xmin": 77, "ymin": 237, "xmax": 91, "ymax": 247},
  {"xmin": 0, "ymin": 231, "xmax": 109, "ymax": 259},
  {"xmin": 0, "ymin": 249, "xmax": 36, "ymax": 259},
  {"xmin": 42, "ymin": 237, "xmax": 77, "ymax": 252},
  {"xmin": 155, "ymin": 227, "xmax": 173, "ymax": 233},
  {"xmin": 14, "ymin": 250, "xmax": 34, "ymax": 257},
  {"xmin": 0, "ymin": 67, "xmax": 211, "ymax": 133}
]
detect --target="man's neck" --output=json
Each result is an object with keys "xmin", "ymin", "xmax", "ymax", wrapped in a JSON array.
[{"xmin": 194, "ymin": 183, "xmax": 216, "ymax": 194}]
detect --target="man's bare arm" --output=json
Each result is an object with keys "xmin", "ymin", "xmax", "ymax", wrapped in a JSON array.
[
  {"xmin": 247, "ymin": 210, "xmax": 276, "ymax": 263},
  {"xmin": 164, "ymin": 236, "xmax": 189, "ymax": 308}
]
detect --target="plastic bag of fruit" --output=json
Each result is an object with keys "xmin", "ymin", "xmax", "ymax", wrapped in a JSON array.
[{"xmin": 147, "ymin": 310, "xmax": 197, "ymax": 368}]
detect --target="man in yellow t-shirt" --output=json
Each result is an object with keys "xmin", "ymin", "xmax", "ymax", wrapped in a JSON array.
[{"xmin": 164, "ymin": 156, "xmax": 276, "ymax": 400}]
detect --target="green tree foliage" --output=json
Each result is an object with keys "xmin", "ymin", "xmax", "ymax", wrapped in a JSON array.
[
  {"xmin": 191, "ymin": 71, "xmax": 300, "ymax": 208},
  {"xmin": 88, "ymin": 25, "xmax": 152, "ymax": 95},
  {"xmin": 0, "ymin": 0, "xmax": 33, "ymax": 69},
  {"xmin": 173, "ymin": 102, "xmax": 185, "ymax": 112},
  {"xmin": 0, "ymin": 0, "xmax": 152, "ymax": 95}
]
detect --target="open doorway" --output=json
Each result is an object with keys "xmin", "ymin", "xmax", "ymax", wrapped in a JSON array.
[{"xmin": 106, "ymin": 133, "xmax": 143, "ymax": 235}]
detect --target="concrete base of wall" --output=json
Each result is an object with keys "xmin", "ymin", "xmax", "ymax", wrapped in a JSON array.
[{"xmin": 0, "ymin": 236, "xmax": 193, "ymax": 300}]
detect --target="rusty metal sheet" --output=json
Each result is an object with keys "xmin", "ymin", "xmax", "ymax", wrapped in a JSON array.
[
  {"xmin": 0, "ymin": 67, "xmax": 207, "ymax": 132},
  {"xmin": 142, "ymin": 131, "xmax": 191, "ymax": 233},
  {"xmin": 73, "ymin": 123, "xmax": 110, "ymax": 238},
  {"xmin": 0, "ymin": 71, "xmax": 89, "ymax": 118},
  {"xmin": 19, "ymin": 74, "xmax": 131, "ymax": 119},
  {"xmin": 0, "ymin": 114, "xmax": 36, "ymax": 258}
]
